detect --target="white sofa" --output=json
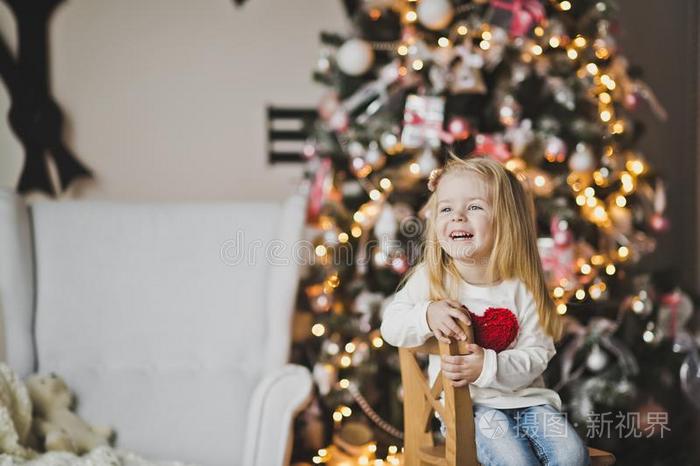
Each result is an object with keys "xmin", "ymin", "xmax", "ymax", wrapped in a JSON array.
[{"xmin": 0, "ymin": 189, "xmax": 312, "ymax": 466}]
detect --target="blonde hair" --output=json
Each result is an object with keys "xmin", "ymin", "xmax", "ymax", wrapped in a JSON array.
[{"xmin": 401, "ymin": 153, "xmax": 562, "ymax": 342}]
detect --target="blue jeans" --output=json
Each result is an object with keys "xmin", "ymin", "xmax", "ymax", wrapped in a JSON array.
[{"xmin": 440, "ymin": 403, "xmax": 590, "ymax": 466}]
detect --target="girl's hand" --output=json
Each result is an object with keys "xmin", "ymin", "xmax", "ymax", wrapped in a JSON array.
[
  {"xmin": 441, "ymin": 344, "xmax": 485, "ymax": 387},
  {"xmin": 426, "ymin": 300, "xmax": 471, "ymax": 344}
]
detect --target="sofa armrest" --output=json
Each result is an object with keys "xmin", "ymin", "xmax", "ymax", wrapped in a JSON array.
[{"xmin": 242, "ymin": 363, "xmax": 313, "ymax": 466}]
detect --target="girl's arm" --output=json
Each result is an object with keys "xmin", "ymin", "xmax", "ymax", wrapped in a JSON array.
[
  {"xmin": 380, "ymin": 264, "xmax": 434, "ymax": 347},
  {"xmin": 472, "ymin": 282, "xmax": 556, "ymax": 391}
]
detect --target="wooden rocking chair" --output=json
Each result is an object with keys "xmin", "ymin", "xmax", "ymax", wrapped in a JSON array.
[{"xmin": 398, "ymin": 321, "xmax": 616, "ymax": 466}]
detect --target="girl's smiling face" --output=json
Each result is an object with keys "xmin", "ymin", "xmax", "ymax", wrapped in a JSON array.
[{"xmin": 434, "ymin": 171, "xmax": 494, "ymax": 264}]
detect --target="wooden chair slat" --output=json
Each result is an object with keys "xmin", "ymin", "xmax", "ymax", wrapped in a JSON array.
[
  {"xmin": 588, "ymin": 447, "xmax": 616, "ymax": 466},
  {"xmin": 403, "ymin": 351, "xmax": 448, "ymax": 420},
  {"xmin": 399, "ymin": 348, "xmax": 437, "ymax": 465},
  {"xmin": 418, "ymin": 446, "xmax": 449, "ymax": 466},
  {"xmin": 420, "ymin": 372, "xmax": 445, "ymax": 432},
  {"xmin": 408, "ymin": 339, "xmax": 441, "ymax": 355},
  {"xmin": 399, "ymin": 319, "xmax": 617, "ymax": 466}
]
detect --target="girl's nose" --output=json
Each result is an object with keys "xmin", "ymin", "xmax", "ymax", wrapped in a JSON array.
[{"xmin": 451, "ymin": 211, "xmax": 466, "ymax": 221}]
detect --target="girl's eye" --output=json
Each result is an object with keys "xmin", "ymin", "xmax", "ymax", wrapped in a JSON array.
[
  {"xmin": 468, "ymin": 205, "xmax": 483, "ymax": 210},
  {"xmin": 440, "ymin": 207, "xmax": 451, "ymax": 213}
]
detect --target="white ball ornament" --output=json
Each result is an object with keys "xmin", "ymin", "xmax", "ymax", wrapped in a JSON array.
[
  {"xmin": 568, "ymin": 143, "xmax": 595, "ymax": 172},
  {"xmin": 417, "ymin": 0, "xmax": 454, "ymax": 30},
  {"xmin": 336, "ymin": 39, "xmax": 374, "ymax": 76},
  {"xmin": 586, "ymin": 343, "xmax": 609, "ymax": 372}
]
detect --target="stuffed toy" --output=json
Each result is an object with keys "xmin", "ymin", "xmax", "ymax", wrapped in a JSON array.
[
  {"xmin": 25, "ymin": 373, "xmax": 113, "ymax": 454},
  {"xmin": 0, "ymin": 363, "xmax": 36, "ymax": 458}
]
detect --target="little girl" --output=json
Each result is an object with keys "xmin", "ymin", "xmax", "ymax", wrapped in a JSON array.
[{"xmin": 381, "ymin": 155, "xmax": 590, "ymax": 466}]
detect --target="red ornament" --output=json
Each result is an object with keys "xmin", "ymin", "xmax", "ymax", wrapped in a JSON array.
[
  {"xmin": 473, "ymin": 134, "xmax": 512, "ymax": 162},
  {"xmin": 650, "ymin": 212, "xmax": 670, "ymax": 232},
  {"xmin": 490, "ymin": 0, "xmax": 546, "ymax": 37},
  {"xmin": 468, "ymin": 307, "xmax": 519, "ymax": 353},
  {"xmin": 306, "ymin": 158, "xmax": 332, "ymax": 223},
  {"xmin": 447, "ymin": 117, "xmax": 471, "ymax": 140}
]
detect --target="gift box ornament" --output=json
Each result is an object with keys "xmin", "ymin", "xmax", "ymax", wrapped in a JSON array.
[{"xmin": 400, "ymin": 95, "xmax": 445, "ymax": 150}]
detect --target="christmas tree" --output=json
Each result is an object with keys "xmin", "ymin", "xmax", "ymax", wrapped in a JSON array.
[{"xmin": 291, "ymin": 1, "xmax": 699, "ymax": 465}]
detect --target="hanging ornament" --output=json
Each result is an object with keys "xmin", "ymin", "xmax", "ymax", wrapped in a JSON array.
[
  {"xmin": 415, "ymin": 145, "xmax": 439, "ymax": 176},
  {"xmin": 447, "ymin": 116, "xmax": 471, "ymax": 141},
  {"xmin": 608, "ymin": 204, "xmax": 633, "ymax": 236},
  {"xmin": 416, "ymin": 0, "xmax": 454, "ymax": 30},
  {"xmin": 655, "ymin": 289, "xmax": 695, "ymax": 344},
  {"xmin": 593, "ymin": 20, "xmax": 617, "ymax": 60},
  {"xmin": 480, "ymin": 27, "xmax": 509, "ymax": 69},
  {"xmin": 321, "ymin": 339, "xmax": 340, "ymax": 357},
  {"xmin": 593, "ymin": 166, "xmax": 614, "ymax": 187},
  {"xmin": 336, "ymin": 38, "xmax": 375, "ymax": 76},
  {"xmin": 547, "ymin": 77, "xmax": 576, "ymax": 111},
  {"xmin": 375, "ymin": 203, "xmax": 397, "ymax": 237},
  {"xmin": 306, "ymin": 283, "xmax": 334, "ymax": 313},
  {"xmin": 400, "ymin": 95, "xmax": 446, "ymax": 149},
  {"xmin": 497, "ymin": 94, "xmax": 521, "ymax": 127},
  {"xmin": 316, "ymin": 47, "xmax": 332, "ymax": 74},
  {"xmin": 364, "ymin": 140, "xmax": 387, "ymax": 170},
  {"xmin": 473, "ymin": 133, "xmax": 511, "ymax": 162},
  {"xmin": 490, "ymin": 0, "xmax": 546, "ymax": 37},
  {"xmin": 347, "ymin": 140, "xmax": 366, "ymax": 158},
  {"xmin": 356, "ymin": 200, "xmax": 384, "ymax": 230},
  {"xmin": 449, "ymin": 41, "xmax": 487, "ymax": 94},
  {"xmin": 568, "ymin": 143, "xmax": 596, "ymax": 172},
  {"xmin": 352, "ymin": 341, "xmax": 371, "ymax": 366},
  {"xmin": 649, "ymin": 179, "xmax": 669, "ymax": 232},
  {"xmin": 349, "ymin": 155, "xmax": 373, "ymax": 178},
  {"xmin": 586, "ymin": 343, "xmax": 609, "ymax": 372},
  {"xmin": 390, "ymin": 251, "xmax": 410, "ymax": 274},
  {"xmin": 680, "ymin": 348, "xmax": 700, "ymax": 410},
  {"xmin": 504, "ymin": 118, "xmax": 534, "ymax": 157},
  {"xmin": 622, "ymin": 276, "xmax": 654, "ymax": 318},
  {"xmin": 400, "ymin": 28, "xmax": 433, "ymax": 66},
  {"xmin": 340, "ymin": 60, "xmax": 408, "ymax": 125},
  {"xmin": 306, "ymin": 157, "xmax": 334, "ymax": 224},
  {"xmin": 318, "ymin": 92, "xmax": 349, "ymax": 133},
  {"xmin": 375, "ymin": 203, "xmax": 399, "ymax": 257},
  {"xmin": 544, "ymin": 135, "xmax": 567, "ymax": 163},
  {"xmin": 538, "ymin": 217, "xmax": 576, "ymax": 287},
  {"xmin": 313, "ymin": 363, "xmax": 337, "ymax": 396},
  {"xmin": 522, "ymin": 167, "xmax": 554, "ymax": 197},
  {"xmin": 510, "ymin": 62, "xmax": 531, "ymax": 85},
  {"xmin": 380, "ymin": 130, "xmax": 403, "ymax": 155},
  {"xmin": 429, "ymin": 64, "xmax": 449, "ymax": 94}
]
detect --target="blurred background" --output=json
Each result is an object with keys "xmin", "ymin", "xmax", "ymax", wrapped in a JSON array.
[{"xmin": 0, "ymin": 1, "xmax": 698, "ymax": 465}]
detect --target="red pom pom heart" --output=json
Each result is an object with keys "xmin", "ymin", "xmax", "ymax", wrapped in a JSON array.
[{"xmin": 467, "ymin": 307, "xmax": 519, "ymax": 353}]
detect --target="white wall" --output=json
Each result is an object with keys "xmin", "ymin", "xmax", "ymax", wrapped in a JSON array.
[{"xmin": 0, "ymin": 0, "xmax": 348, "ymax": 200}]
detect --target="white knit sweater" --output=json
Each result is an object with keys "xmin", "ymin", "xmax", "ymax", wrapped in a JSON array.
[{"xmin": 380, "ymin": 264, "xmax": 562, "ymax": 411}]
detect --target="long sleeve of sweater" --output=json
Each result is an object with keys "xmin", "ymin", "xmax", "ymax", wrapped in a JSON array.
[{"xmin": 380, "ymin": 264, "xmax": 434, "ymax": 348}]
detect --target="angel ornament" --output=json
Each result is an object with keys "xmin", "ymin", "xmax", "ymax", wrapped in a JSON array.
[{"xmin": 449, "ymin": 42, "xmax": 487, "ymax": 94}]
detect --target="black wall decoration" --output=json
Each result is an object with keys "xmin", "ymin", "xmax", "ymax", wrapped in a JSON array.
[
  {"xmin": 267, "ymin": 106, "xmax": 317, "ymax": 163},
  {"xmin": 0, "ymin": 0, "xmax": 92, "ymax": 196}
]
